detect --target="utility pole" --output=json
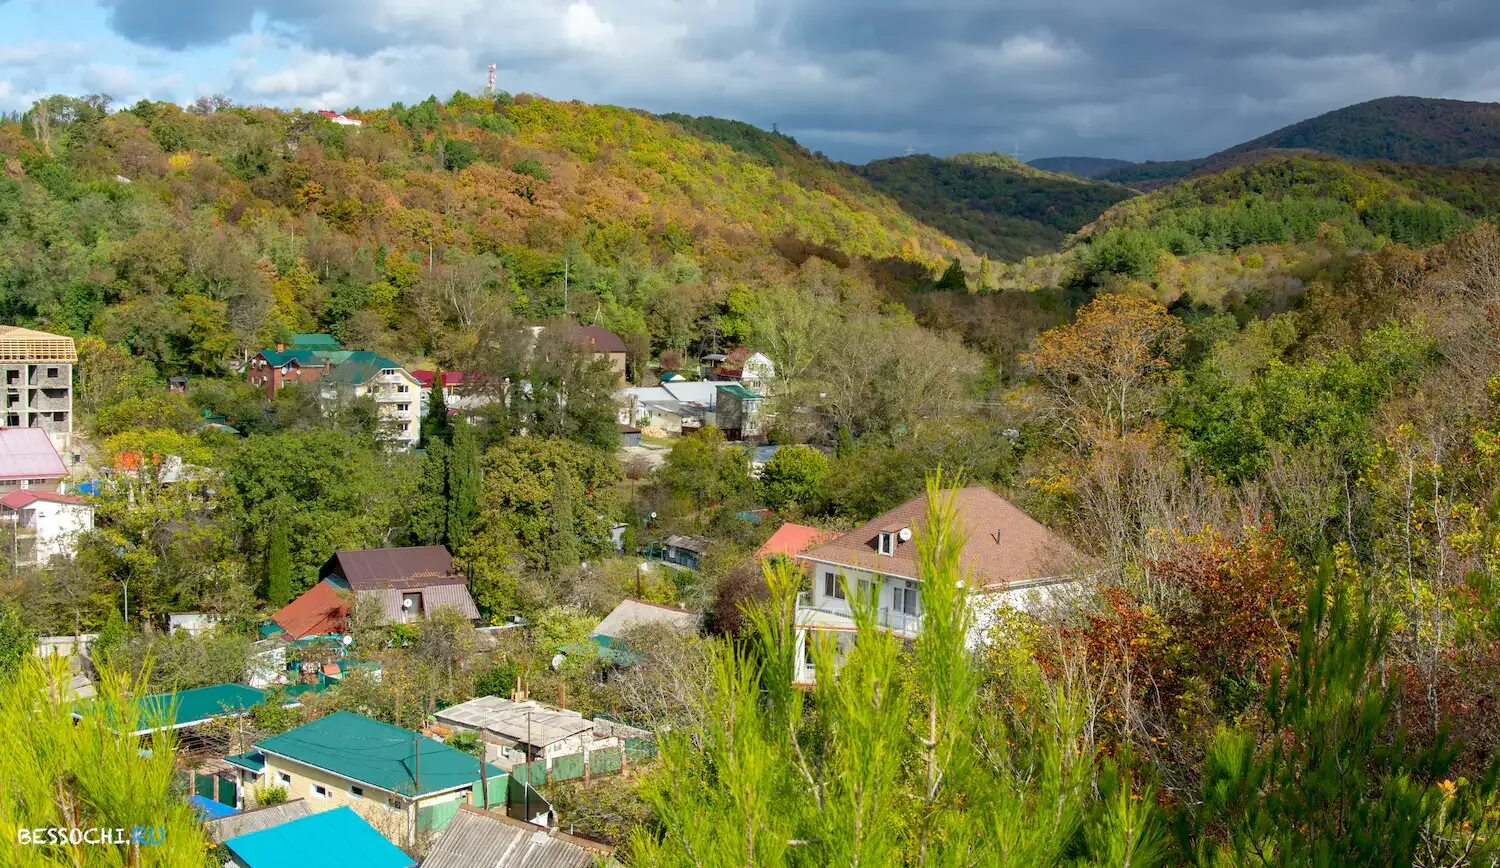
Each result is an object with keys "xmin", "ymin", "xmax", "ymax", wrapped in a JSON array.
[
  {"xmin": 523, "ymin": 710, "xmax": 531, "ymax": 820},
  {"xmin": 411, "ymin": 734, "xmax": 421, "ymax": 846}
]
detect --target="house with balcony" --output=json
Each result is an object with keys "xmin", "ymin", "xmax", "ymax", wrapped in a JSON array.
[
  {"xmin": 794, "ymin": 486, "xmax": 1088, "ymax": 685},
  {"xmin": 0, "ymin": 489, "xmax": 92, "ymax": 565},
  {"xmin": 271, "ymin": 545, "xmax": 480, "ymax": 639},
  {"xmin": 318, "ymin": 352, "xmax": 422, "ymax": 450}
]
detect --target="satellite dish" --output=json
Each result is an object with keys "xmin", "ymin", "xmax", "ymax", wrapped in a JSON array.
[
  {"xmin": 898, "ymin": 527, "xmax": 912, "ymax": 542},
  {"xmin": 341, "ymin": 635, "xmax": 353, "ymax": 647},
  {"xmin": 550, "ymin": 653, "xmax": 566, "ymax": 671},
  {"xmin": 402, "ymin": 598, "xmax": 414, "ymax": 609}
]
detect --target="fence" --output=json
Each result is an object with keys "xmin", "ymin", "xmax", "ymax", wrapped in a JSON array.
[{"xmin": 510, "ymin": 737, "xmax": 658, "ymax": 788}]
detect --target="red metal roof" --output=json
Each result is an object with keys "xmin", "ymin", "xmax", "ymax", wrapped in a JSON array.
[
  {"xmin": 272, "ymin": 580, "xmax": 349, "ymax": 639},
  {"xmin": 0, "ymin": 490, "xmax": 89, "ymax": 509},
  {"xmin": 0, "ymin": 429, "xmax": 66, "ymax": 480},
  {"xmin": 574, "ymin": 325, "xmax": 627, "ymax": 354},
  {"xmin": 756, "ymin": 522, "xmax": 837, "ymax": 562},
  {"xmin": 411, "ymin": 370, "xmax": 473, "ymax": 388}
]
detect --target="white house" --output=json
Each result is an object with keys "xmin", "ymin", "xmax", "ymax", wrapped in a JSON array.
[
  {"xmin": 0, "ymin": 490, "xmax": 93, "ymax": 565},
  {"xmin": 318, "ymin": 352, "xmax": 422, "ymax": 450},
  {"xmin": 615, "ymin": 381, "xmax": 722, "ymax": 434},
  {"xmin": 316, "ymin": 109, "xmax": 363, "ymax": 127},
  {"xmin": 793, "ymin": 486, "xmax": 1089, "ymax": 685}
]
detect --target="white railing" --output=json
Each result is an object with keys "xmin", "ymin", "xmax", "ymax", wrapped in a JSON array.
[{"xmin": 796, "ymin": 592, "xmax": 922, "ymax": 638}]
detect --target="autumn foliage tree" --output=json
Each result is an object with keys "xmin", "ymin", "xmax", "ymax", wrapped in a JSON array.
[{"xmin": 1024, "ymin": 293, "xmax": 1185, "ymax": 441}]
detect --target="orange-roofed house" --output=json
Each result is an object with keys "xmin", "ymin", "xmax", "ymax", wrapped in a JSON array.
[
  {"xmin": 272, "ymin": 545, "xmax": 480, "ymax": 639},
  {"xmin": 756, "ymin": 522, "xmax": 836, "ymax": 566},
  {"xmin": 793, "ymin": 486, "xmax": 1092, "ymax": 685}
]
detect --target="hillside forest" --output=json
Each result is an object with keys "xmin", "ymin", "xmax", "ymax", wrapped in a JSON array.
[{"xmin": 3, "ymin": 89, "xmax": 1500, "ymax": 864}]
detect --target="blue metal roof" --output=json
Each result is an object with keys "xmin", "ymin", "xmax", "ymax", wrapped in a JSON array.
[{"xmin": 224, "ymin": 806, "xmax": 416, "ymax": 868}]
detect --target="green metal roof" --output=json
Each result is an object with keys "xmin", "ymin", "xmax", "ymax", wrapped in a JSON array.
[
  {"xmin": 225, "ymin": 751, "xmax": 266, "ymax": 773},
  {"xmin": 255, "ymin": 711, "xmax": 507, "ymax": 798},
  {"xmin": 259, "ymin": 349, "xmax": 325, "ymax": 368},
  {"xmin": 290, "ymin": 333, "xmax": 341, "ymax": 350},
  {"xmin": 322, "ymin": 352, "xmax": 405, "ymax": 385},
  {"xmin": 562, "ymin": 634, "xmax": 643, "ymax": 666},
  {"xmin": 75, "ymin": 683, "xmax": 268, "ymax": 734},
  {"xmin": 716, "ymin": 383, "xmax": 764, "ymax": 400},
  {"xmin": 225, "ymin": 806, "xmax": 416, "ymax": 868}
]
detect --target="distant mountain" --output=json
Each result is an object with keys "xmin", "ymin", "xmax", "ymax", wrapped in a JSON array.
[
  {"xmin": 1223, "ymin": 96, "xmax": 1500, "ymax": 165},
  {"xmin": 1028, "ymin": 156, "xmax": 1135, "ymax": 178},
  {"xmin": 856, "ymin": 152, "xmax": 1136, "ymax": 260},
  {"xmin": 1098, "ymin": 96, "xmax": 1500, "ymax": 188}
]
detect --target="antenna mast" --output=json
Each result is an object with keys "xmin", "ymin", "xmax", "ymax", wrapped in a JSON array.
[{"xmin": 487, "ymin": 64, "xmax": 496, "ymax": 96}]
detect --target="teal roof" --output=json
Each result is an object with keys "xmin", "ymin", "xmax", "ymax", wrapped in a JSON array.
[
  {"xmin": 717, "ymin": 383, "xmax": 764, "ymax": 400},
  {"xmin": 225, "ymin": 751, "xmax": 265, "ymax": 773},
  {"xmin": 225, "ymin": 806, "xmax": 415, "ymax": 868},
  {"xmin": 256, "ymin": 711, "xmax": 506, "ymax": 797},
  {"xmin": 562, "ymin": 634, "xmax": 643, "ymax": 666},
  {"xmin": 259, "ymin": 349, "xmax": 324, "ymax": 368},
  {"xmin": 323, "ymin": 352, "xmax": 405, "ymax": 385},
  {"xmin": 75, "ymin": 683, "xmax": 268, "ymax": 734},
  {"xmin": 290, "ymin": 333, "xmax": 341, "ymax": 350}
]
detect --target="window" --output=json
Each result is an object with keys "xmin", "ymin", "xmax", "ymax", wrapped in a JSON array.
[
  {"xmin": 894, "ymin": 581, "xmax": 919, "ymax": 616},
  {"xmin": 397, "ymin": 385, "xmax": 410, "ymax": 393},
  {"xmin": 396, "ymin": 403, "xmax": 409, "ymax": 412},
  {"xmin": 277, "ymin": 771, "xmax": 292, "ymax": 786},
  {"xmin": 350, "ymin": 785, "xmax": 364, "ymax": 798},
  {"xmin": 312, "ymin": 784, "xmax": 329, "ymax": 799},
  {"xmin": 877, "ymin": 532, "xmax": 894, "ymax": 556},
  {"xmin": 46, "ymin": 367, "xmax": 57, "ymax": 378},
  {"xmin": 822, "ymin": 571, "xmax": 845, "ymax": 600}
]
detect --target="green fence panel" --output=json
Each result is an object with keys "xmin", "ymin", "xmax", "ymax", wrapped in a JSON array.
[
  {"xmin": 593, "ymin": 747, "xmax": 622, "ymax": 774},
  {"xmin": 193, "ymin": 773, "xmax": 214, "ymax": 801},
  {"xmin": 417, "ymin": 797, "xmax": 462, "ymax": 833},
  {"xmin": 471, "ymin": 773, "xmax": 508, "ymax": 811},
  {"xmin": 553, "ymin": 752, "xmax": 585, "ymax": 782},
  {"xmin": 216, "ymin": 777, "xmax": 238, "ymax": 808}
]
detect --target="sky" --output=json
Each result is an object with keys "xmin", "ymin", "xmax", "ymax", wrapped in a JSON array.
[{"xmin": 3, "ymin": 0, "xmax": 1500, "ymax": 163}]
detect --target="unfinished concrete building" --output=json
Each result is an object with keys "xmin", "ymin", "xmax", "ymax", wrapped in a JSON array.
[{"xmin": 0, "ymin": 327, "xmax": 76, "ymax": 456}]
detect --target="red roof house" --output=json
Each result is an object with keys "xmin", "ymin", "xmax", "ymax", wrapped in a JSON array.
[{"xmin": 756, "ymin": 522, "xmax": 837, "ymax": 564}]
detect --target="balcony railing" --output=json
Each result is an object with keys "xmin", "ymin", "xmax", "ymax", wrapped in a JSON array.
[{"xmin": 796, "ymin": 592, "xmax": 922, "ymax": 639}]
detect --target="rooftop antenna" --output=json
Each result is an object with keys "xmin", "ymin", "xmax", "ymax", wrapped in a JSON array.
[
  {"xmin": 1011, "ymin": 140, "xmax": 1023, "ymax": 161},
  {"xmin": 904, "ymin": 145, "xmax": 916, "ymax": 156},
  {"xmin": 486, "ymin": 63, "xmax": 496, "ymax": 96}
]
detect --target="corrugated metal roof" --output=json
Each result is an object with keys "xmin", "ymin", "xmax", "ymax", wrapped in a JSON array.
[
  {"xmin": 255, "ymin": 711, "xmax": 506, "ymax": 797},
  {"xmin": 73, "ymin": 682, "xmax": 268, "ymax": 734},
  {"xmin": 663, "ymin": 534, "xmax": 710, "ymax": 554},
  {"xmin": 272, "ymin": 580, "xmax": 349, "ymax": 639},
  {"xmin": 325, "ymin": 546, "xmax": 464, "ymax": 591},
  {"xmin": 224, "ymin": 806, "xmax": 416, "ymax": 868},
  {"xmin": 0, "ymin": 428, "xmax": 66, "ymax": 480},
  {"xmin": 203, "ymin": 799, "xmax": 310, "ymax": 842},
  {"xmin": 0, "ymin": 490, "xmax": 89, "ymax": 509},
  {"xmin": 359, "ymin": 584, "xmax": 480, "ymax": 623},
  {"xmin": 422, "ymin": 807, "xmax": 607, "ymax": 868},
  {"xmin": 590, "ymin": 599, "xmax": 699, "ymax": 640},
  {"xmin": 435, "ymin": 698, "xmax": 593, "ymax": 748}
]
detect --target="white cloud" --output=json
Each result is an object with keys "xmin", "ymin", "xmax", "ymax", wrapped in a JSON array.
[{"xmin": 563, "ymin": 2, "xmax": 616, "ymax": 51}]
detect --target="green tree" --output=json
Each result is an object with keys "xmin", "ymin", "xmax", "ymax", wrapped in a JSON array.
[
  {"xmin": 446, "ymin": 419, "xmax": 481, "ymax": 550},
  {"xmin": 548, "ymin": 464, "xmax": 580, "ymax": 573},
  {"xmin": 758, "ymin": 444, "xmax": 829, "ymax": 511},
  {"xmin": 1, "ymin": 657, "xmax": 213, "ymax": 864},
  {"xmin": 266, "ymin": 520, "xmax": 292, "ymax": 607},
  {"xmin": 935, "ymin": 256, "xmax": 967, "ymax": 290},
  {"xmin": 0, "ymin": 604, "xmax": 33, "ymax": 678},
  {"xmin": 422, "ymin": 377, "xmax": 452, "ymax": 446},
  {"xmin": 656, "ymin": 427, "xmax": 751, "ymax": 508},
  {"xmin": 470, "ymin": 437, "xmax": 620, "ymax": 570},
  {"xmin": 409, "ymin": 439, "xmax": 449, "ymax": 546}
]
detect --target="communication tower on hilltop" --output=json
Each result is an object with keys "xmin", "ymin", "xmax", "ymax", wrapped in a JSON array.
[{"xmin": 487, "ymin": 64, "xmax": 496, "ymax": 96}]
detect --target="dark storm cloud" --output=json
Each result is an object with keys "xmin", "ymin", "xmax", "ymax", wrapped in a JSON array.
[{"xmin": 91, "ymin": 0, "xmax": 1500, "ymax": 162}]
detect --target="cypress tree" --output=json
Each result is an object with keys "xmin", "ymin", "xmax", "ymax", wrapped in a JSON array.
[
  {"xmin": 422, "ymin": 375, "xmax": 453, "ymax": 446},
  {"xmin": 411, "ymin": 439, "xmax": 449, "ymax": 545},
  {"xmin": 547, "ymin": 464, "xmax": 578, "ymax": 573},
  {"xmin": 445, "ymin": 419, "xmax": 480, "ymax": 550},
  {"xmin": 266, "ymin": 521, "xmax": 292, "ymax": 607}
]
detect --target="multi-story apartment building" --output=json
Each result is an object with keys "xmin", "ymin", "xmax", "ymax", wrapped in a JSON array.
[
  {"xmin": 0, "ymin": 326, "xmax": 75, "ymax": 456},
  {"xmin": 318, "ymin": 352, "xmax": 423, "ymax": 450},
  {"xmin": 793, "ymin": 485, "xmax": 1089, "ymax": 685}
]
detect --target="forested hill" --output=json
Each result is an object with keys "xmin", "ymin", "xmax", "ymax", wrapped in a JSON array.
[
  {"xmin": 1026, "ymin": 156, "xmax": 1134, "ymax": 178},
  {"xmin": 1096, "ymin": 96, "xmax": 1500, "ymax": 188},
  {"xmin": 1222, "ymin": 96, "xmax": 1500, "ymax": 164},
  {"xmin": 0, "ymin": 93, "xmax": 971, "ymax": 375},
  {"xmin": 855, "ymin": 152, "xmax": 1136, "ymax": 259}
]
